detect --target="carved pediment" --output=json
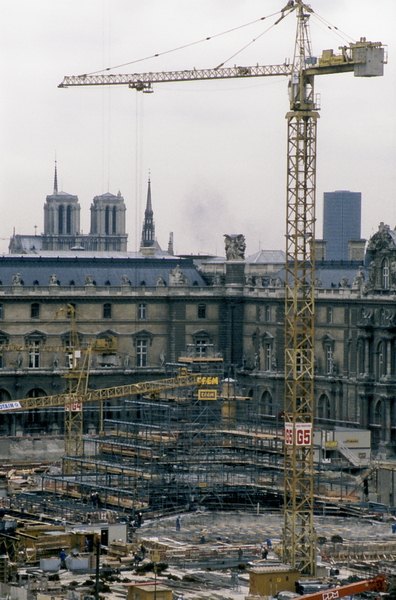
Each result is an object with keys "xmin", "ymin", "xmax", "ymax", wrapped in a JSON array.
[
  {"xmin": 131, "ymin": 329, "xmax": 153, "ymax": 346},
  {"xmin": 367, "ymin": 222, "xmax": 396, "ymax": 253}
]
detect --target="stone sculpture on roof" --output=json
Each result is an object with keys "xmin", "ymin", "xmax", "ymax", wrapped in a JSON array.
[
  {"xmin": 352, "ymin": 266, "xmax": 365, "ymax": 289},
  {"xmin": 169, "ymin": 265, "xmax": 188, "ymax": 285},
  {"xmin": 224, "ymin": 234, "xmax": 246, "ymax": 261},
  {"xmin": 156, "ymin": 275, "xmax": 166, "ymax": 286}
]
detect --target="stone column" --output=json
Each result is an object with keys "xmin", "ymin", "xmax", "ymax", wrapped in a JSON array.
[{"xmin": 364, "ymin": 338, "xmax": 370, "ymax": 375}]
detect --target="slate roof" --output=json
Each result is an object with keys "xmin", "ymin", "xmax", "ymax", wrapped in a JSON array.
[
  {"xmin": 0, "ymin": 253, "xmax": 207, "ymax": 287},
  {"xmin": 246, "ymin": 249, "xmax": 286, "ymax": 264},
  {"xmin": 272, "ymin": 260, "xmax": 366, "ymax": 289}
]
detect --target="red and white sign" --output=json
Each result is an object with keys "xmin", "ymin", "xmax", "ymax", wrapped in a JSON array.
[
  {"xmin": 295, "ymin": 422, "xmax": 312, "ymax": 446},
  {"xmin": 65, "ymin": 401, "xmax": 82, "ymax": 412},
  {"xmin": 285, "ymin": 422, "xmax": 312, "ymax": 446},
  {"xmin": 285, "ymin": 423, "xmax": 294, "ymax": 446}
]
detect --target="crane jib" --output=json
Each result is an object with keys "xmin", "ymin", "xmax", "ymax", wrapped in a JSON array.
[{"xmin": 59, "ymin": 64, "xmax": 294, "ymax": 87}]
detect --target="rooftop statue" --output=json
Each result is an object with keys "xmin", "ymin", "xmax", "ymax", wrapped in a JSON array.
[{"xmin": 224, "ymin": 234, "xmax": 245, "ymax": 261}]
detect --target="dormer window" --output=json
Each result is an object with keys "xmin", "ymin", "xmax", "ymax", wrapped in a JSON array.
[{"xmin": 382, "ymin": 258, "xmax": 389, "ymax": 289}]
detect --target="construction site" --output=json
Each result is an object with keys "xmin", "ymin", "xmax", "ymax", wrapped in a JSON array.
[
  {"xmin": 1, "ymin": 347, "xmax": 396, "ymax": 600},
  {"xmin": 0, "ymin": 1, "xmax": 393, "ymax": 600}
]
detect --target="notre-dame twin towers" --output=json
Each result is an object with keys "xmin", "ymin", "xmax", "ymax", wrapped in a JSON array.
[{"xmin": 10, "ymin": 164, "xmax": 130, "ymax": 253}]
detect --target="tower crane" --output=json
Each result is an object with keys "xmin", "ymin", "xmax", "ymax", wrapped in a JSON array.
[
  {"xmin": 58, "ymin": 0, "xmax": 385, "ymax": 575},
  {"xmin": 0, "ymin": 372, "xmax": 200, "ymax": 458}
]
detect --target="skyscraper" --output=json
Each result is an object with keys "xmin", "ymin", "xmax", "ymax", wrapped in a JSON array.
[{"xmin": 323, "ymin": 190, "xmax": 361, "ymax": 260}]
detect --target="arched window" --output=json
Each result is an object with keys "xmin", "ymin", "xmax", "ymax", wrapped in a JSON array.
[
  {"xmin": 112, "ymin": 206, "xmax": 117, "ymax": 234},
  {"xmin": 382, "ymin": 258, "xmax": 389, "ymax": 289},
  {"xmin": 58, "ymin": 205, "xmax": 64, "ymax": 234},
  {"xmin": 317, "ymin": 394, "xmax": 331, "ymax": 420},
  {"xmin": 377, "ymin": 341, "xmax": 386, "ymax": 378},
  {"xmin": 260, "ymin": 391, "xmax": 273, "ymax": 416},
  {"xmin": 105, "ymin": 206, "xmax": 110, "ymax": 235},
  {"xmin": 374, "ymin": 399, "xmax": 383, "ymax": 426},
  {"xmin": 28, "ymin": 388, "xmax": 47, "ymax": 398},
  {"xmin": 66, "ymin": 204, "xmax": 72, "ymax": 234},
  {"xmin": 0, "ymin": 389, "xmax": 11, "ymax": 401}
]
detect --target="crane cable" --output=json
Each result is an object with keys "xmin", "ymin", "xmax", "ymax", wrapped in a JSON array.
[
  {"xmin": 216, "ymin": 7, "xmax": 357, "ymax": 70},
  {"xmin": 310, "ymin": 12, "xmax": 355, "ymax": 45},
  {"xmin": 80, "ymin": 11, "xmax": 283, "ymax": 77},
  {"xmin": 214, "ymin": 19, "xmax": 284, "ymax": 70}
]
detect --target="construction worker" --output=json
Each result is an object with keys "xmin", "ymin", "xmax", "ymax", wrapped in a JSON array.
[{"xmin": 59, "ymin": 549, "xmax": 67, "ymax": 570}]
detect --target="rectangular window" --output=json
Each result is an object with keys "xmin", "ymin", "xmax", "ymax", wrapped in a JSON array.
[
  {"xmin": 138, "ymin": 303, "xmax": 147, "ymax": 319},
  {"xmin": 196, "ymin": 339, "xmax": 207, "ymax": 357},
  {"xmin": 326, "ymin": 345, "xmax": 334, "ymax": 374},
  {"xmin": 29, "ymin": 341, "xmax": 40, "ymax": 368},
  {"xmin": 0, "ymin": 304, "xmax": 3, "ymax": 320},
  {"xmin": 31, "ymin": 303, "xmax": 40, "ymax": 319},
  {"xmin": 326, "ymin": 307, "xmax": 333, "ymax": 324},
  {"xmin": 103, "ymin": 303, "xmax": 112, "ymax": 319},
  {"xmin": 136, "ymin": 339, "xmax": 147, "ymax": 367},
  {"xmin": 198, "ymin": 304, "xmax": 206, "ymax": 319},
  {"xmin": 265, "ymin": 305, "xmax": 271, "ymax": 322},
  {"xmin": 264, "ymin": 342, "xmax": 272, "ymax": 371}
]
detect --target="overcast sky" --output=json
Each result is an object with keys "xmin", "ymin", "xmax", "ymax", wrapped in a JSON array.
[{"xmin": 1, "ymin": 1, "xmax": 395, "ymax": 257}]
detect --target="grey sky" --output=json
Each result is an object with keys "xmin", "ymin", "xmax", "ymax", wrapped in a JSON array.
[{"xmin": 1, "ymin": 1, "xmax": 395, "ymax": 256}]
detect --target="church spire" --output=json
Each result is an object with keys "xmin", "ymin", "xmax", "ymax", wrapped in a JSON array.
[
  {"xmin": 141, "ymin": 175, "xmax": 155, "ymax": 248},
  {"xmin": 53, "ymin": 159, "xmax": 58, "ymax": 195}
]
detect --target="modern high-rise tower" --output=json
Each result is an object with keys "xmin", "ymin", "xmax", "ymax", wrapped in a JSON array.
[{"xmin": 323, "ymin": 190, "xmax": 361, "ymax": 260}]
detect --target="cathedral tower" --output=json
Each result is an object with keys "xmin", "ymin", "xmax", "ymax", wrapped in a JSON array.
[
  {"xmin": 43, "ymin": 162, "xmax": 81, "ymax": 249},
  {"xmin": 89, "ymin": 191, "xmax": 127, "ymax": 251}
]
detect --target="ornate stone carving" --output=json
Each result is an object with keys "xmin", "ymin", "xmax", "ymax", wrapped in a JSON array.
[
  {"xmin": 169, "ymin": 265, "xmax": 188, "ymax": 285},
  {"xmin": 224, "ymin": 234, "xmax": 245, "ymax": 261},
  {"xmin": 367, "ymin": 222, "xmax": 396, "ymax": 252},
  {"xmin": 352, "ymin": 266, "xmax": 365, "ymax": 289},
  {"xmin": 339, "ymin": 276, "xmax": 349, "ymax": 288}
]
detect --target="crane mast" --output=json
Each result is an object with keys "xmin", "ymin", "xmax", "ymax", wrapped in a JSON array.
[
  {"xmin": 58, "ymin": 0, "xmax": 385, "ymax": 577},
  {"xmin": 283, "ymin": 0, "xmax": 317, "ymax": 575}
]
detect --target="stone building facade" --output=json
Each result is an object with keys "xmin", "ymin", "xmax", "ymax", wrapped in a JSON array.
[{"xmin": 2, "ymin": 221, "xmax": 396, "ymax": 454}]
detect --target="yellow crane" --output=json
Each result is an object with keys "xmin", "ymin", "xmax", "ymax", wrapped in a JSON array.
[
  {"xmin": 58, "ymin": 1, "xmax": 385, "ymax": 575},
  {"xmin": 0, "ymin": 373, "xmax": 200, "ymax": 452}
]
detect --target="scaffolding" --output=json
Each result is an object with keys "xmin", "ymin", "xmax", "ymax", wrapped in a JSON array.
[{"xmin": 42, "ymin": 360, "xmax": 285, "ymax": 514}]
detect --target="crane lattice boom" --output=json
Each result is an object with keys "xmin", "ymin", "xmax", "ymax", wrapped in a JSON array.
[{"xmin": 0, "ymin": 374, "xmax": 199, "ymax": 412}]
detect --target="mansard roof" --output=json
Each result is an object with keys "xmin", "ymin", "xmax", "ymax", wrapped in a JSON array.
[
  {"xmin": 0, "ymin": 252, "xmax": 207, "ymax": 288},
  {"xmin": 272, "ymin": 261, "xmax": 366, "ymax": 290},
  {"xmin": 246, "ymin": 249, "xmax": 286, "ymax": 264}
]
